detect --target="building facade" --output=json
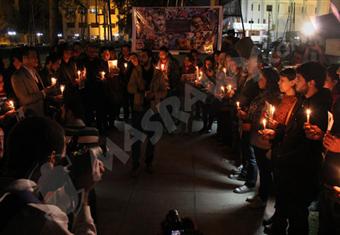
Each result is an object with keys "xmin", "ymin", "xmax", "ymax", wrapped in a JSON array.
[
  {"xmin": 59, "ymin": 0, "xmax": 119, "ymax": 41},
  {"xmin": 233, "ymin": 0, "xmax": 331, "ymax": 43}
]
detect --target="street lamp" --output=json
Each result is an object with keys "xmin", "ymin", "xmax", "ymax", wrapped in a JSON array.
[
  {"xmin": 36, "ymin": 32, "xmax": 43, "ymax": 37},
  {"xmin": 302, "ymin": 21, "xmax": 318, "ymax": 37},
  {"xmin": 7, "ymin": 31, "xmax": 17, "ymax": 36},
  {"xmin": 57, "ymin": 33, "xmax": 63, "ymax": 38}
]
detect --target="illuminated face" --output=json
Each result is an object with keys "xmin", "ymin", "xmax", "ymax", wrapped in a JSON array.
[
  {"xmin": 205, "ymin": 60, "xmax": 213, "ymax": 70},
  {"xmin": 25, "ymin": 50, "xmax": 39, "ymax": 68},
  {"xmin": 229, "ymin": 60, "xmax": 239, "ymax": 74},
  {"xmin": 63, "ymin": 50, "xmax": 72, "ymax": 61},
  {"xmin": 159, "ymin": 50, "xmax": 168, "ymax": 61},
  {"xmin": 278, "ymin": 76, "xmax": 295, "ymax": 93},
  {"xmin": 129, "ymin": 54, "xmax": 139, "ymax": 66},
  {"xmin": 324, "ymin": 75, "xmax": 337, "ymax": 90},
  {"xmin": 101, "ymin": 50, "xmax": 110, "ymax": 61},
  {"xmin": 295, "ymin": 73, "xmax": 308, "ymax": 94}
]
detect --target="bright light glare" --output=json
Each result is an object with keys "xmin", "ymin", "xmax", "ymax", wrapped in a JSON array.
[
  {"xmin": 302, "ymin": 21, "xmax": 317, "ymax": 37},
  {"xmin": 8, "ymin": 31, "xmax": 16, "ymax": 36}
]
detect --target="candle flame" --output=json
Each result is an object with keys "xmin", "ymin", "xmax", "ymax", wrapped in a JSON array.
[
  {"xmin": 262, "ymin": 118, "xmax": 267, "ymax": 129},
  {"xmin": 51, "ymin": 77, "xmax": 57, "ymax": 86},
  {"xmin": 60, "ymin": 85, "xmax": 65, "ymax": 94},
  {"xmin": 9, "ymin": 100, "xmax": 15, "ymax": 109}
]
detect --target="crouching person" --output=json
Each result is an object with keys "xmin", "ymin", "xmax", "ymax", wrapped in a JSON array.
[{"xmin": 0, "ymin": 117, "xmax": 104, "ymax": 234}]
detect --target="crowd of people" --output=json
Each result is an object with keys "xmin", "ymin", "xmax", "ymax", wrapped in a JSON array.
[{"xmin": 0, "ymin": 36, "xmax": 338, "ymax": 235}]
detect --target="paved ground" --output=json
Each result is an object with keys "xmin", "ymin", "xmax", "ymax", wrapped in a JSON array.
[{"xmin": 95, "ymin": 121, "xmax": 278, "ymax": 235}]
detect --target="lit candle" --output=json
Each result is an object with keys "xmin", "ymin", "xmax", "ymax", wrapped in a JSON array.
[
  {"xmin": 60, "ymin": 84, "xmax": 65, "ymax": 94},
  {"xmin": 51, "ymin": 77, "xmax": 57, "ymax": 86},
  {"xmin": 270, "ymin": 105, "xmax": 276, "ymax": 118},
  {"xmin": 124, "ymin": 62, "xmax": 128, "ymax": 69},
  {"xmin": 77, "ymin": 70, "xmax": 81, "ymax": 79},
  {"xmin": 100, "ymin": 71, "xmax": 105, "ymax": 80},
  {"xmin": 227, "ymin": 84, "xmax": 232, "ymax": 92},
  {"xmin": 195, "ymin": 66, "xmax": 199, "ymax": 77},
  {"xmin": 161, "ymin": 64, "xmax": 165, "ymax": 71},
  {"xmin": 9, "ymin": 100, "xmax": 15, "ymax": 110},
  {"xmin": 262, "ymin": 118, "xmax": 267, "ymax": 130},
  {"xmin": 236, "ymin": 101, "xmax": 240, "ymax": 109},
  {"xmin": 221, "ymin": 86, "xmax": 225, "ymax": 94},
  {"xmin": 306, "ymin": 109, "xmax": 311, "ymax": 124},
  {"xmin": 223, "ymin": 67, "xmax": 227, "ymax": 74},
  {"xmin": 112, "ymin": 60, "xmax": 118, "ymax": 68}
]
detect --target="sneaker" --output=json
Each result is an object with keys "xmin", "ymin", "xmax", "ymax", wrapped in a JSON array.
[
  {"xmin": 247, "ymin": 197, "xmax": 266, "ymax": 209},
  {"xmin": 233, "ymin": 185, "xmax": 255, "ymax": 194},
  {"xmin": 231, "ymin": 165, "xmax": 243, "ymax": 174},
  {"xmin": 246, "ymin": 194, "xmax": 260, "ymax": 203},
  {"xmin": 228, "ymin": 173, "xmax": 246, "ymax": 181}
]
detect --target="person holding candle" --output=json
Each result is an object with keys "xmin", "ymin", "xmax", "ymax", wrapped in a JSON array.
[
  {"xmin": 128, "ymin": 52, "xmax": 167, "ymax": 175},
  {"xmin": 59, "ymin": 44, "xmax": 85, "ymax": 120},
  {"xmin": 214, "ymin": 50, "xmax": 240, "ymax": 145},
  {"xmin": 318, "ymin": 89, "xmax": 340, "ymax": 234},
  {"xmin": 234, "ymin": 67, "xmax": 280, "ymax": 204},
  {"xmin": 199, "ymin": 57, "xmax": 216, "ymax": 134},
  {"xmin": 229, "ymin": 55, "xmax": 260, "ymax": 184},
  {"xmin": 261, "ymin": 62, "xmax": 331, "ymax": 234},
  {"xmin": 118, "ymin": 44, "xmax": 133, "ymax": 121},
  {"xmin": 39, "ymin": 53, "xmax": 61, "ymax": 87},
  {"xmin": 179, "ymin": 54, "xmax": 196, "ymax": 134},
  {"xmin": 11, "ymin": 47, "xmax": 57, "ymax": 117},
  {"xmin": 157, "ymin": 46, "xmax": 180, "ymax": 98}
]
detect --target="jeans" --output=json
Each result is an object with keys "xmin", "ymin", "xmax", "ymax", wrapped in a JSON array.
[
  {"xmin": 131, "ymin": 111, "xmax": 158, "ymax": 169},
  {"xmin": 253, "ymin": 146, "xmax": 273, "ymax": 201},
  {"xmin": 241, "ymin": 132, "xmax": 257, "ymax": 187}
]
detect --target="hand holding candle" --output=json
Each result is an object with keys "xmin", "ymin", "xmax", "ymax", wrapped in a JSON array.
[
  {"xmin": 236, "ymin": 101, "xmax": 240, "ymax": 110},
  {"xmin": 51, "ymin": 77, "xmax": 57, "ymax": 86},
  {"xmin": 227, "ymin": 85, "xmax": 232, "ymax": 93},
  {"xmin": 60, "ymin": 84, "xmax": 65, "ymax": 95},
  {"xmin": 9, "ymin": 100, "xmax": 15, "ymax": 110},
  {"xmin": 100, "ymin": 71, "xmax": 105, "ymax": 80},
  {"xmin": 306, "ymin": 109, "xmax": 311, "ymax": 124},
  {"xmin": 270, "ymin": 105, "xmax": 276, "ymax": 119},
  {"xmin": 262, "ymin": 118, "xmax": 267, "ymax": 130},
  {"xmin": 161, "ymin": 64, "xmax": 165, "ymax": 71},
  {"xmin": 223, "ymin": 68, "xmax": 227, "ymax": 74},
  {"xmin": 77, "ymin": 70, "xmax": 81, "ymax": 79}
]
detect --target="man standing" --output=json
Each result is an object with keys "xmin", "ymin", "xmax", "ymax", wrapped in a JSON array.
[
  {"xmin": 263, "ymin": 62, "xmax": 331, "ymax": 234},
  {"xmin": 11, "ymin": 47, "xmax": 55, "ymax": 117}
]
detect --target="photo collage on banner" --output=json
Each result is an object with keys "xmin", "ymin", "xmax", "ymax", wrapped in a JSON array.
[{"xmin": 132, "ymin": 6, "xmax": 223, "ymax": 53}]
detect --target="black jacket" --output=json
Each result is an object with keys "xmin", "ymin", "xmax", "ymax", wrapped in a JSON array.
[{"xmin": 272, "ymin": 89, "xmax": 331, "ymax": 177}]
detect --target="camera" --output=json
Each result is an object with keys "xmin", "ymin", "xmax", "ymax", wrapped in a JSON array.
[{"xmin": 161, "ymin": 209, "xmax": 203, "ymax": 235}]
